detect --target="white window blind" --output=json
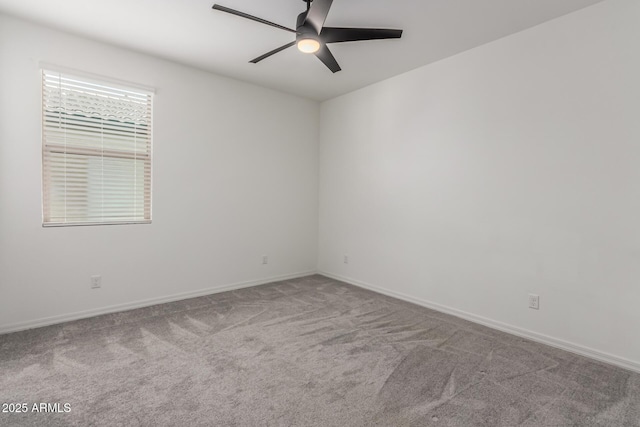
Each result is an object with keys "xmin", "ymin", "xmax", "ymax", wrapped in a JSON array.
[{"xmin": 42, "ymin": 69, "xmax": 153, "ymax": 226}]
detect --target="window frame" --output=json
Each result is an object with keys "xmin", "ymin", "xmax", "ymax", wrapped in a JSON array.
[{"xmin": 40, "ymin": 65, "xmax": 155, "ymax": 227}]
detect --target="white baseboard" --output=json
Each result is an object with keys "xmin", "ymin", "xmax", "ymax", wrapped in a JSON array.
[
  {"xmin": 319, "ymin": 271, "xmax": 640, "ymax": 374},
  {"xmin": 0, "ymin": 270, "xmax": 317, "ymax": 335}
]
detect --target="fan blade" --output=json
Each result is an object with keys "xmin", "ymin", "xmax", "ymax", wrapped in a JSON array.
[
  {"xmin": 315, "ymin": 44, "xmax": 341, "ymax": 73},
  {"xmin": 321, "ymin": 27, "xmax": 403, "ymax": 43},
  {"xmin": 212, "ymin": 4, "xmax": 296, "ymax": 33},
  {"xmin": 305, "ymin": 0, "xmax": 333, "ymax": 34},
  {"xmin": 250, "ymin": 41, "xmax": 296, "ymax": 63}
]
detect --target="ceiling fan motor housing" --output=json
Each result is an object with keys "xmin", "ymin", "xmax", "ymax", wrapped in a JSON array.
[{"xmin": 296, "ymin": 11, "xmax": 318, "ymax": 43}]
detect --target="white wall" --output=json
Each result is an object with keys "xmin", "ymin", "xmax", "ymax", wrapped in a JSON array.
[
  {"xmin": 318, "ymin": 0, "xmax": 640, "ymax": 367},
  {"xmin": 0, "ymin": 14, "xmax": 319, "ymax": 330}
]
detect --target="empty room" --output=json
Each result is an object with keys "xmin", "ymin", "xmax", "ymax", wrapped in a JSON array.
[{"xmin": 1, "ymin": 0, "xmax": 639, "ymax": 425}]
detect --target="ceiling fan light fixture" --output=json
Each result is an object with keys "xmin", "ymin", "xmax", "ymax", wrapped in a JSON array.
[{"xmin": 297, "ymin": 38, "xmax": 320, "ymax": 53}]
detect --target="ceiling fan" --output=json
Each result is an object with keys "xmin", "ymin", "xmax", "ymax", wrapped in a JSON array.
[{"xmin": 212, "ymin": 0, "xmax": 403, "ymax": 73}]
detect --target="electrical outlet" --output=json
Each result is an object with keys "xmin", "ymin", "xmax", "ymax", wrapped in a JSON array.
[
  {"xmin": 262, "ymin": 255, "xmax": 268, "ymax": 265},
  {"xmin": 91, "ymin": 275, "xmax": 102, "ymax": 289},
  {"xmin": 528, "ymin": 294, "xmax": 539, "ymax": 310},
  {"xmin": 344, "ymin": 255, "xmax": 349, "ymax": 264}
]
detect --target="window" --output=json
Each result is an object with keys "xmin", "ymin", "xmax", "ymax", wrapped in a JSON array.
[{"xmin": 42, "ymin": 69, "xmax": 153, "ymax": 226}]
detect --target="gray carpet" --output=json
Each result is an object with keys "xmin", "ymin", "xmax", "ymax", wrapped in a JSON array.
[{"xmin": 1, "ymin": 275, "xmax": 639, "ymax": 426}]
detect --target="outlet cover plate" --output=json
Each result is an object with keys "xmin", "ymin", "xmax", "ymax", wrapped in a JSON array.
[{"xmin": 91, "ymin": 275, "xmax": 102, "ymax": 289}]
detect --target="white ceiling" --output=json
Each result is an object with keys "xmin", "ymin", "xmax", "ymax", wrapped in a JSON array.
[{"xmin": 0, "ymin": 0, "xmax": 604, "ymax": 101}]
